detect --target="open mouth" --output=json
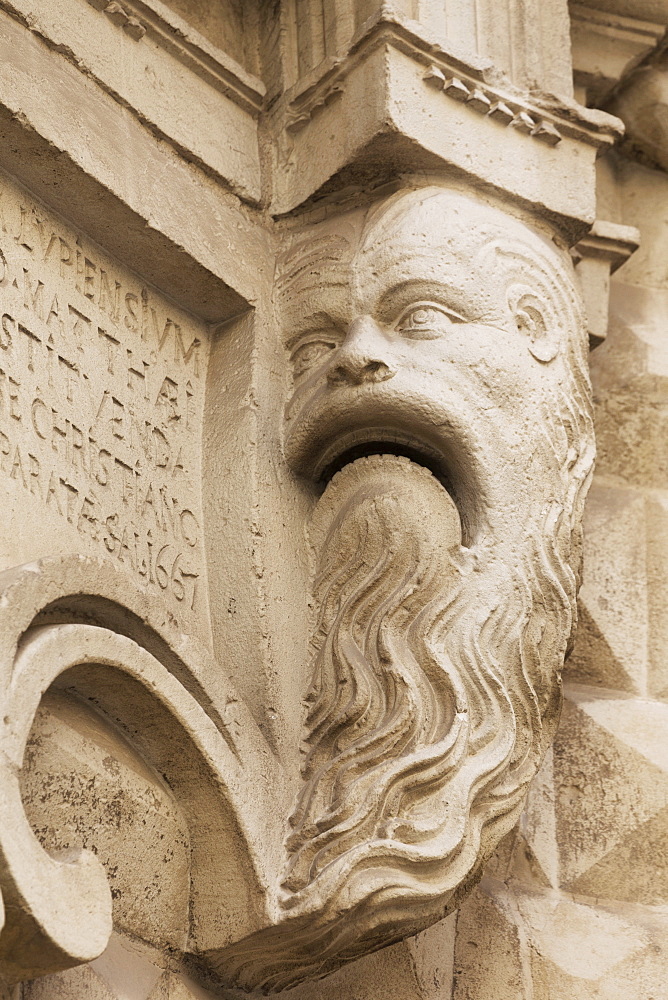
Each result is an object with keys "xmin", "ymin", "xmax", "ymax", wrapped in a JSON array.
[
  {"xmin": 315, "ymin": 432, "xmax": 471, "ymax": 545},
  {"xmin": 285, "ymin": 386, "xmax": 486, "ymax": 547},
  {"xmin": 322, "ymin": 440, "xmax": 453, "ymax": 492}
]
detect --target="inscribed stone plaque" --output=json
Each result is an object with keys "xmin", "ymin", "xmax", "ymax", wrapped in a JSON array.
[{"xmin": 0, "ymin": 168, "xmax": 210, "ymax": 633}]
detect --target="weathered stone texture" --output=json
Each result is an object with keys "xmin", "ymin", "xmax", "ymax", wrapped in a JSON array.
[
  {"xmin": 0, "ymin": 1, "xmax": 661, "ymax": 998},
  {"xmin": 457, "ymin": 72, "xmax": 668, "ymax": 999}
]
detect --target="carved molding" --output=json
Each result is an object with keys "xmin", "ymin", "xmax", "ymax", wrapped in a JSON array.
[
  {"xmin": 570, "ymin": 2, "xmax": 666, "ymax": 104},
  {"xmin": 268, "ymin": 9, "xmax": 623, "ymax": 224},
  {"xmin": 573, "ymin": 220, "xmax": 641, "ymax": 347},
  {"xmin": 0, "ymin": 0, "xmax": 264, "ymax": 205},
  {"xmin": 87, "ymin": 0, "xmax": 147, "ymax": 41},
  {"xmin": 280, "ymin": 10, "xmax": 622, "ymax": 150},
  {"xmin": 0, "ymin": 556, "xmax": 283, "ymax": 983},
  {"xmin": 84, "ymin": 0, "xmax": 265, "ymax": 112},
  {"xmin": 279, "ymin": 0, "xmax": 576, "ymax": 97},
  {"xmin": 422, "ymin": 68, "xmax": 562, "ymax": 145}
]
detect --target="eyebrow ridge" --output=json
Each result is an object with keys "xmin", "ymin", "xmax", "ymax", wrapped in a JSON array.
[{"xmin": 285, "ymin": 312, "xmax": 344, "ymax": 351}]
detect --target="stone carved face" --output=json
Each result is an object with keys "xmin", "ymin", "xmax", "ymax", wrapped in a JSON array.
[
  {"xmin": 228, "ymin": 187, "xmax": 594, "ymax": 991},
  {"xmin": 283, "ymin": 187, "xmax": 586, "ymax": 548}
]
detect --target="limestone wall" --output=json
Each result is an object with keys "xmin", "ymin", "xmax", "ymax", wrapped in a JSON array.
[{"xmin": 0, "ymin": 2, "xmax": 663, "ymax": 998}]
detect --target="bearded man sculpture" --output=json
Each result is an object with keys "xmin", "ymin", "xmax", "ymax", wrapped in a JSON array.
[{"xmin": 224, "ymin": 185, "xmax": 594, "ymax": 992}]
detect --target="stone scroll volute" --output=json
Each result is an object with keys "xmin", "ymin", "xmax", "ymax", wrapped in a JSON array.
[{"xmin": 0, "ymin": 177, "xmax": 594, "ymax": 995}]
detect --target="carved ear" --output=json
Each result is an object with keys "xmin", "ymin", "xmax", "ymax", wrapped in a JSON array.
[{"xmin": 508, "ymin": 285, "xmax": 559, "ymax": 363}]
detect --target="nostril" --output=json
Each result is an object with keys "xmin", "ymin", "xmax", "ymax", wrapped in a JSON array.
[
  {"xmin": 326, "ymin": 358, "xmax": 396, "ymax": 385},
  {"xmin": 327, "ymin": 360, "xmax": 395, "ymax": 385},
  {"xmin": 327, "ymin": 365, "xmax": 354, "ymax": 385},
  {"xmin": 365, "ymin": 361, "xmax": 394, "ymax": 382}
]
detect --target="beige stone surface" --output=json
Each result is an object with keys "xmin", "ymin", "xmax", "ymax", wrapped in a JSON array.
[
  {"xmin": 23, "ymin": 965, "xmax": 118, "ymax": 1000},
  {"xmin": 455, "ymin": 28, "xmax": 668, "ymax": 1000},
  {"xmin": 4, "ymin": 0, "xmax": 263, "ymax": 203},
  {"xmin": 0, "ymin": 1, "xmax": 660, "ymax": 998},
  {"xmin": 0, "ymin": 9, "xmax": 266, "ymax": 320},
  {"xmin": 453, "ymin": 878, "xmax": 668, "ymax": 1000},
  {"xmin": 569, "ymin": 482, "xmax": 651, "ymax": 693},
  {"xmin": 215, "ymin": 182, "xmax": 594, "ymax": 991},
  {"xmin": 0, "ymin": 167, "xmax": 211, "ymax": 640},
  {"xmin": 546, "ymin": 691, "xmax": 667, "ymax": 899},
  {"xmin": 21, "ymin": 690, "xmax": 191, "ymax": 948},
  {"xmin": 24, "ymin": 932, "xmax": 166, "ymax": 999}
]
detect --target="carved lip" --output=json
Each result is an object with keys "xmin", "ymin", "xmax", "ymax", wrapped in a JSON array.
[
  {"xmin": 319, "ymin": 434, "xmax": 452, "ymax": 492},
  {"xmin": 285, "ymin": 393, "xmax": 489, "ymax": 546}
]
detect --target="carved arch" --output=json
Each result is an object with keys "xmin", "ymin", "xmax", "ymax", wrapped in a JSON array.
[{"xmin": 0, "ymin": 555, "xmax": 284, "ymax": 984}]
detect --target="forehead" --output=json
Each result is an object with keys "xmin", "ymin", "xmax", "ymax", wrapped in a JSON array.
[
  {"xmin": 358, "ymin": 190, "xmax": 544, "ymax": 269},
  {"xmin": 276, "ymin": 219, "xmax": 359, "ymax": 334},
  {"xmin": 353, "ymin": 192, "xmax": 533, "ymax": 309},
  {"xmin": 276, "ymin": 190, "xmax": 565, "ymax": 331}
]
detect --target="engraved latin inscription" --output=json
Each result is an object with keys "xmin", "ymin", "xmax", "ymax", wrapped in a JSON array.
[{"xmin": 0, "ymin": 174, "xmax": 209, "ymax": 613}]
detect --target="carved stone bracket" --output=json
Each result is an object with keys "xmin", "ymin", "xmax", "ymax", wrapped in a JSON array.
[
  {"xmin": 573, "ymin": 219, "xmax": 641, "ymax": 347},
  {"xmin": 570, "ymin": 2, "xmax": 667, "ymax": 105},
  {"xmin": 216, "ymin": 184, "xmax": 596, "ymax": 992},
  {"xmin": 0, "ymin": 181, "xmax": 598, "ymax": 994},
  {"xmin": 0, "ymin": 556, "xmax": 284, "ymax": 985},
  {"xmin": 0, "ymin": 1, "xmax": 632, "ymax": 994}
]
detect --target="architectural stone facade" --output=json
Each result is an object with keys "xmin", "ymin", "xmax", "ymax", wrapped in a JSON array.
[{"xmin": 0, "ymin": 1, "xmax": 664, "ymax": 998}]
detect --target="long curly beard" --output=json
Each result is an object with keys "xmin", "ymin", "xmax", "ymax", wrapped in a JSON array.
[
  {"xmin": 282, "ymin": 449, "xmax": 568, "ymax": 900},
  {"xmin": 220, "ymin": 443, "xmax": 585, "ymax": 993},
  {"xmin": 283, "ymin": 455, "xmax": 472, "ymax": 895}
]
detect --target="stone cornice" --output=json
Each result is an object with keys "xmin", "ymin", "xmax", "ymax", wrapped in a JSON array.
[
  {"xmin": 570, "ymin": 1, "xmax": 667, "ymax": 104},
  {"xmin": 574, "ymin": 218, "xmax": 641, "ymax": 268},
  {"xmin": 573, "ymin": 220, "xmax": 641, "ymax": 346},
  {"xmin": 85, "ymin": 0, "xmax": 266, "ymax": 115},
  {"xmin": 281, "ymin": 11, "xmax": 622, "ymax": 153},
  {"xmin": 0, "ymin": 0, "xmax": 625, "ymax": 230}
]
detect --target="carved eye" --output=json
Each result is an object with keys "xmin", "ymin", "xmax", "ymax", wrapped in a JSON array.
[
  {"xmin": 290, "ymin": 337, "xmax": 338, "ymax": 377},
  {"xmin": 394, "ymin": 303, "xmax": 464, "ymax": 340}
]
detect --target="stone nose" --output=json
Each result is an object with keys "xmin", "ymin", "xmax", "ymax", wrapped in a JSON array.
[{"xmin": 327, "ymin": 316, "xmax": 396, "ymax": 386}]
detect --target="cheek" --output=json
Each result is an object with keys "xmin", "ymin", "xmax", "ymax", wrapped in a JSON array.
[
  {"xmin": 403, "ymin": 324, "xmax": 518, "ymax": 375},
  {"xmin": 284, "ymin": 360, "xmax": 332, "ymax": 420},
  {"xmin": 452, "ymin": 323, "xmax": 517, "ymax": 365},
  {"xmin": 408, "ymin": 327, "xmax": 548, "ymax": 415},
  {"xmin": 470, "ymin": 351, "xmax": 563, "ymax": 430}
]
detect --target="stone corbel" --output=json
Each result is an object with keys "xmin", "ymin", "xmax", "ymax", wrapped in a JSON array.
[
  {"xmin": 573, "ymin": 220, "xmax": 640, "ymax": 348},
  {"xmin": 216, "ymin": 184, "xmax": 598, "ymax": 993},
  {"xmin": 608, "ymin": 47, "xmax": 668, "ymax": 170},
  {"xmin": 0, "ymin": 3, "xmax": 626, "ymax": 993},
  {"xmin": 0, "ymin": 181, "xmax": 601, "ymax": 994},
  {"xmin": 570, "ymin": 3, "xmax": 666, "ymax": 106}
]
